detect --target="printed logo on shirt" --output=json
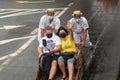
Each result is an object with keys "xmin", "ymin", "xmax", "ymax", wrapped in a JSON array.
[
  {"xmin": 64, "ymin": 42, "xmax": 70, "ymax": 49},
  {"xmin": 45, "ymin": 40, "xmax": 55, "ymax": 51}
]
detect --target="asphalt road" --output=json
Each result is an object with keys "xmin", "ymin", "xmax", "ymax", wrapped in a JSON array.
[{"xmin": 0, "ymin": 0, "xmax": 120, "ymax": 80}]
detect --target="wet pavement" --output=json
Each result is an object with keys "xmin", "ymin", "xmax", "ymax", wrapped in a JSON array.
[{"xmin": 83, "ymin": 0, "xmax": 120, "ymax": 80}]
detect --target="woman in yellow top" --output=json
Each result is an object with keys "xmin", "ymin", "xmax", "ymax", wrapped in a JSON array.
[{"xmin": 57, "ymin": 27, "xmax": 77, "ymax": 80}]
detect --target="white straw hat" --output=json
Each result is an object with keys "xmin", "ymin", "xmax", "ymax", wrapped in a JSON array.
[
  {"xmin": 47, "ymin": 8, "xmax": 54, "ymax": 12},
  {"xmin": 72, "ymin": 10, "xmax": 83, "ymax": 16}
]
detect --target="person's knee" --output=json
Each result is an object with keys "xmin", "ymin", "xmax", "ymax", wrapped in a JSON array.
[
  {"xmin": 68, "ymin": 62, "xmax": 74, "ymax": 65},
  {"xmin": 52, "ymin": 60, "xmax": 57, "ymax": 66},
  {"xmin": 58, "ymin": 60, "xmax": 65, "ymax": 67},
  {"xmin": 67, "ymin": 62, "xmax": 74, "ymax": 69},
  {"xmin": 58, "ymin": 60, "xmax": 61, "ymax": 63},
  {"xmin": 58, "ymin": 60, "xmax": 64, "ymax": 64}
]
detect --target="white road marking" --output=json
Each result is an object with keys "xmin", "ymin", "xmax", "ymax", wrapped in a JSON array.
[
  {"xmin": 0, "ymin": 9, "xmax": 6, "ymax": 11},
  {"xmin": 0, "ymin": 10, "xmax": 46, "ymax": 19},
  {"xmin": 55, "ymin": 11, "xmax": 60, "ymax": 16},
  {"xmin": 0, "ymin": 11, "xmax": 60, "ymax": 30},
  {"xmin": 30, "ymin": 28, "xmax": 38, "ymax": 35},
  {"xmin": 57, "ymin": 2, "xmax": 73, "ymax": 17},
  {"xmin": 0, "ymin": 35, "xmax": 36, "ymax": 45},
  {"xmin": 57, "ymin": 8, "xmax": 69, "ymax": 17},
  {"xmin": 0, "ymin": 59, "xmax": 10, "ymax": 71},
  {"xmin": 0, "ymin": 10, "xmax": 23, "ymax": 15},
  {"xmin": 0, "ymin": 56, "xmax": 9, "ymax": 61},
  {"xmin": 0, "ymin": 27, "xmax": 4, "ymax": 29},
  {"xmin": 0, "ymin": 8, "xmax": 64, "ymax": 11},
  {"xmin": 0, "ymin": 25, "xmax": 26, "ymax": 30},
  {"xmin": 16, "ymin": 0, "xmax": 55, "ymax": 3},
  {"xmin": 4, "ymin": 25, "xmax": 26, "ymax": 30},
  {"xmin": 0, "ymin": 36, "xmax": 37, "ymax": 61},
  {"xmin": 0, "ymin": 3, "xmax": 72, "ymax": 71},
  {"xmin": 68, "ymin": 2, "xmax": 74, "ymax": 7},
  {"xmin": 0, "ymin": 8, "xmax": 64, "ymax": 19}
]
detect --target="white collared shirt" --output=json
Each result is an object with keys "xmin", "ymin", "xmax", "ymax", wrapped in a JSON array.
[
  {"xmin": 69, "ymin": 16, "xmax": 89, "ymax": 33},
  {"xmin": 38, "ymin": 15, "xmax": 60, "ymax": 41}
]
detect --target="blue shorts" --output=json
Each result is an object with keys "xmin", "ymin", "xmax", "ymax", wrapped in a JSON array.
[{"xmin": 58, "ymin": 55, "xmax": 76, "ymax": 64}]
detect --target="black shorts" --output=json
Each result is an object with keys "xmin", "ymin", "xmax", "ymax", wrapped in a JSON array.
[{"xmin": 52, "ymin": 55, "xmax": 60, "ymax": 61}]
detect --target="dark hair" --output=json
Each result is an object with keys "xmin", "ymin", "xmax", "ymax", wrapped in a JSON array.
[
  {"xmin": 45, "ymin": 26, "xmax": 53, "ymax": 31},
  {"xmin": 57, "ymin": 26, "xmax": 68, "ymax": 36}
]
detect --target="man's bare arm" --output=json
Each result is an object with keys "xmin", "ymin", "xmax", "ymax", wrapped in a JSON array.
[
  {"xmin": 38, "ymin": 47, "xmax": 43, "ymax": 58},
  {"xmin": 40, "ymin": 28, "xmax": 45, "ymax": 38},
  {"xmin": 49, "ymin": 45, "xmax": 61, "ymax": 53},
  {"xmin": 81, "ymin": 29, "xmax": 87, "ymax": 47}
]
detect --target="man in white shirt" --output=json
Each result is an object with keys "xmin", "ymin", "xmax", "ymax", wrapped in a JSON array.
[
  {"xmin": 67, "ymin": 10, "xmax": 95, "ymax": 57},
  {"xmin": 38, "ymin": 8, "xmax": 60, "ymax": 42},
  {"xmin": 38, "ymin": 27, "xmax": 61, "ymax": 80}
]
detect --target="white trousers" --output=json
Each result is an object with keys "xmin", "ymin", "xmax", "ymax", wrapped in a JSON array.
[{"xmin": 73, "ymin": 32, "xmax": 92, "ymax": 46}]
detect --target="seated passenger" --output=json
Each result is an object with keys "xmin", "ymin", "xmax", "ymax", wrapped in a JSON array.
[
  {"xmin": 57, "ymin": 27, "xmax": 77, "ymax": 80},
  {"xmin": 38, "ymin": 26, "xmax": 61, "ymax": 80}
]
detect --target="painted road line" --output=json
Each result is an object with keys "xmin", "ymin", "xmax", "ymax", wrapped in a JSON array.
[
  {"xmin": 0, "ymin": 35, "xmax": 36, "ymax": 62},
  {"xmin": 30, "ymin": 28, "xmax": 38, "ymax": 35},
  {"xmin": 16, "ymin": 0, "xmax": 55, "ymax": 3},
  {"xmin": 0, "ymin": 56, "xmax": 9, "ymax": 61},
  {"xmin": 57, "ymin": 2, "xmax": 73, "ymax": 17},
  {"xmin": 55, "ymin": 11, "xmax": 60, "ymax": 16},
  {"xmin": 0, "ymin": 35, "xmax": 36, "ymax": 45},
  {"xmin": 0, "ymin": 10, "xmax": 24, "ymax": 15},
  {"xmin": 0, "ymin": 25, "xmax": 26, "ymax": 30},
  {"xmin": 4, "ymin": 25, "xmax": 26, "ymax": 30},
  {"xmin": 0, "ymin": 9, "xmax": 6, "ymax": 11},
  {"xmin": 0, "ymin": 11, "xmax": 60, "ymax": 30},
  {"xmin": 0, "ymin": 27, "xmax": 4, "ymax": 29},
  {"xmin": 68, "ymin": 2, "xmax": 74, "ymax": 7},
  {"xmin": 57, "ymin": 7, "xmax": 69, "ymax": 17},
  {"xmin": 0, "ymin": 9, "xmax": 44, "ymax": 11},
  {"xmin": 0, "ymin": 10, "xmax": 46, "ymax": 19},
  {"xmin": 0, "ymin": 59, "xmax": 10, "ymax": 71},
  {"xmin": 0, "ymin": 3, "xmax": 72, "ymax": 71},
  {"xmin": 0, "ymin": 10, "xmax": 61, "ymax": 19},
  {"xmin": 0, "ymin": 8, "xmax": 64, "ymax": 11}
]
